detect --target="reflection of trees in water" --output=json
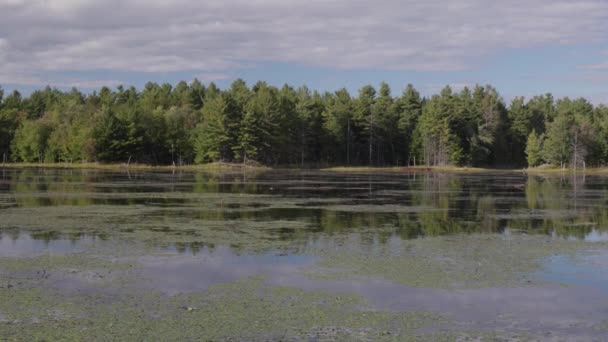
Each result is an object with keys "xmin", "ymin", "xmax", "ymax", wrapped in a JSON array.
[
  {"xmin": 6, "ymin": 169, "xmax": 608, "ymax": 253},
  {"xmin": 401, "ymin": 173, "xmax": 472, "ymax": 238},
  {"xmin": 520, "ymin": 174, "xmax": 606, "ymax": 239},
  {"xmin": 12, "ymin": 168, "xmax": 97, "ymax": 207},
  {"xmin": 173, "ymin": 241, "xmax": 216, "ymax": 255},
  {"xmin": 364, "ymin": 172, "xmax": 608, "ymax": 241}
]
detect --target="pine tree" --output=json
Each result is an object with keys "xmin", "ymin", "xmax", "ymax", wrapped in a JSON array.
[
  {"xmin": 525, "ymin": 130, "xmax": 543, "ymax": 167},
  {"xmin": 193, "ymin": 94, "xmax": 238, "ymax": 163},
  {"xmin": 543, "ymin": 111, "xmax": 573, "ymax": 168},
  {"xmin": 397, "ymin": 84, "xmax": 422, "ymax": 165}
]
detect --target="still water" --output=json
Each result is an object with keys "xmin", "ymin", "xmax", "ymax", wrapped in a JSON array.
[{"xmin": 2, "ymin": 168, "xmax": 608, "ymax": 340}]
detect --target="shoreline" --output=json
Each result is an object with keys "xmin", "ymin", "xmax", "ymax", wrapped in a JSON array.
[
  {"xmin": 1, "ymin": 162, "xmax": 606, "ymax": 175},
  {"xmin": 322, "ymin": 166, "xmax": 498, "ymax": 173},
  {"xmin": 0, "ymin": 162, "xmax": 269, "ymax": 172},
  {"xmin": 324, "ymin": 166, "xmax": 608, "ymax": 175}
]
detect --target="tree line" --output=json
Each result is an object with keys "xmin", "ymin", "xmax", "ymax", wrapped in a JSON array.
[{"xmin": 0, "ymin": 80, "xmax": 607, "ymax": 168}]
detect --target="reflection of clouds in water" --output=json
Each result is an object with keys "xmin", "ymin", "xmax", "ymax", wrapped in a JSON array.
[
  {"xmin": 0, "ymin": 233, "xmax": 98, "ymax": 257},
  {"xmin": 585, "ymin": 229, "xmax": 608, "ymax": 242},
  {"xmin": 132, "ymin": 241, "xmax": 608, "ymax": 338},
  {"xmin": 542, "ymin": 250, "xmax": 608, "ymax": 292},
  {"xmin": 271, "ymin": 276, "xmax": 608, "ymax": 338},
  {"xmin": 137, "ymin": 246, "xmax": 316, "ymax": 295}
]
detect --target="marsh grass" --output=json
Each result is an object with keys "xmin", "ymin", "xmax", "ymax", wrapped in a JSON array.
[
  {"xmin": 524, "ymin": 166, "xmax": 608, "ymax": 175},
  {"xmin": 323, "ymin": 166, "xmax": 499, "ymax": 173},
  {"xmin": 326, "ymin": 165, "xmax": 608, "ymax": 176}
]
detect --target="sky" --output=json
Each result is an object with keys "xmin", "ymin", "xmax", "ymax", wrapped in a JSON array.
[{"xmin": 1, "ymin": 0, "xmax": 608, "ymax": 104}]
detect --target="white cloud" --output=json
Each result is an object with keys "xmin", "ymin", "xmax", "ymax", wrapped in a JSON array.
[
  {"xmin": 1, "ymin": 0, "xmax": 608, "ymax": 86},
  {"xmin": 194, "ymin": 73, "xmax": 232, "ymax": 83},
  {"xmin": 0, "ymin": 73, "xmax": 122, "ymax": 88}
]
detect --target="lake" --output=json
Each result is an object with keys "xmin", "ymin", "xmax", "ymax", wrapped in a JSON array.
[{"xmin": 1, "ymin": 168, "xmax": 608, "ymax": 341}]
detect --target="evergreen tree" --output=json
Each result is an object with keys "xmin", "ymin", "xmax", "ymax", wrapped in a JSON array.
[
  {"xmin": 193, "ymin": 93, "xmax": 238, "ymax": 163},
  {"xmin": 372, "ymin": 82, "xmax": 399, "ymax": 165},
  {"xmin": 417, "ymin": 87, "xmax": 462, "ymax": 165},
  {"xmin": 543, "ymin": 110, "xmax": 573, "ymax": 168},
  {"xmin": 93, "ymin": 110, "xmax": 142, "ymax": 163},
  {"xmin": 1, "ymin": 80, "xmax": 607, "ymax": 168},
  {"xmin": 295, "ymin": 87, "xmax": 326, "ymax": 166},
  {"xmin": 190, "ymin": 79, "xmax": 206, "ymax": 110},
  {"xmin": 164, "ymin": 107, "xmax": 197, "ymax": 164},
  {"xmin": 354, "ymin": 85, "xmax": 376, "ymax": 165},
  {"xmin": 396, "ymin": 84, "xmax": 422, "ymax": 165},
  {"xmin": 323, "ymin": 89, "xmax": 353, "ymax": 164},
  {"xmin": 525, "ymin": 130, "xmax": 543, "ymax": 167}
]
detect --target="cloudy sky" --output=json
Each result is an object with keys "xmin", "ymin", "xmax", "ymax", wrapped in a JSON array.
[{"xmin": 1, "ymin": 0, "xmax": 608, "ymax": 103}]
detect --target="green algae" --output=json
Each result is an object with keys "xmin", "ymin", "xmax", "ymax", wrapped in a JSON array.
[
  {"xmin": 308, "ymin": 234, "xmax": 598, "ymax": 289},
  {"xmin": 0, "ymin": 202, "xmax": 318, "ymax": 253},
  {"xmin": 0, "ymin": 276, "xmax": 447, "ymax": 341}
]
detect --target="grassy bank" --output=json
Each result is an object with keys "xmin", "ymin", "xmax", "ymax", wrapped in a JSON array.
[
  {"xmin": 0, "ymin": 162, "xmax": 269, "ymax": 172},
  {"xmin": 524, "ymin": 166, "xmax": 608, "ymax": 174},
  {"xmin": 5, "ymin": 162, "xmax": 608, "ymax": 175},
  {"xmin": 323, "ymin": 166, "xmax": 500, "ymax": 173},
  {"xmin": 325, "ymin": 165, "xmax": 608, "ymax": 175}
]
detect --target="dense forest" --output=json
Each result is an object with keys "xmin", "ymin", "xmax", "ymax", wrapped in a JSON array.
[{"xmin": 0, "ymin": 80, "xmax": 607, "ymax": 168}]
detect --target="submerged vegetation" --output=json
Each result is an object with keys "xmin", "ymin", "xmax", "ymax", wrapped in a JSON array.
[{"xmin": 1, "ymin": 81, "xmax": 608, "ymax": 169}]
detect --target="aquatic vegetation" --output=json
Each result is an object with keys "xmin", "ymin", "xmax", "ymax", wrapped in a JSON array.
[
  {"xmin": 0, "ymin": 276, "xmax": 447, "ymax": 341},
  {"xmin": 309, "ymin": 234, "xmax": 598, "ymax": 289},
  {"xmin": 0, "ymin": 205, "xmax": 317, "ymax": 253}
]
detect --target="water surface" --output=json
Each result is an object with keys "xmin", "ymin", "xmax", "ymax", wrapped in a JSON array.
[{"xmin": 2, "ymin": 168, "xmax": 608, "ymax": 340}]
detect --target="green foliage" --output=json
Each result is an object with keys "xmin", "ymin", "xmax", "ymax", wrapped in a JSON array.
[
  {"xmin": 164, "ymin": 107, "xmax": 196, "ymax": 164},
  {"xmin": 416, "ymin": 87, "xmax": 463, "ymax": 165},
  {"xmin": 543, "ymin": 112, "xmax": 573, "ymax": 167},
  {"xmin": 323, "ymin": 89, "xmax": 353, "ymax": 164},
  {"xmin": 234, "ymin": 82, "xmax": 280, "ymax": 164},
  {"xmin": 93, "ymin": 110, "xmax": 143, "ymax": 163},
  {"xmin": 194, "ymin": 94, "xmax": 238, "ymax": 163},
  {"xmin": 1, "ymin": 81, "xmax": 606, "ymax": 167},
  {"xmin": 525, "ymin": 131, "xmax": 544, "ymax": 167},
  {"xmin": 0, "ymin": 108, "xmax": 20, "ymax": 161},
  {"xmin": 11, "ymin": 119, "xmax": 53, "ymax": 162},
  {"xmin": 397, "ymin": 84, "xmax": 422, "ymax": 165},
  {"xmin": 295, "ymin": 87, "xmax": 326, "ymax": 166},
  {"xmin": 45, "ymin": 121, "xmax": 95, "ymax": 163}
]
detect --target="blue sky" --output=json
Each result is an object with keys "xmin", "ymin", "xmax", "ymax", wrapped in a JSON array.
[{"xmin": 1, "ymin": 0, "xmax": 608, "ymax": 104}]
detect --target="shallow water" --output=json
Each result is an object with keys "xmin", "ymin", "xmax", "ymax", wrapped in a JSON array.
[{"xmin": 2, "ymin": 168, "xmax": 608, "ymax": 340}]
